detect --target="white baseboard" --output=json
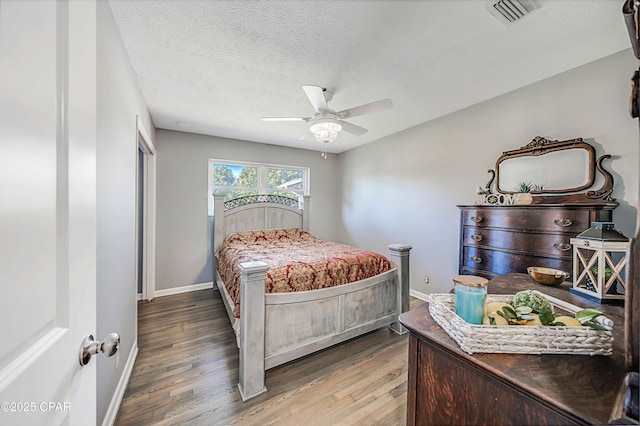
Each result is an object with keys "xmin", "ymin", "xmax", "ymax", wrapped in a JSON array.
[
  {"xmin": 136, "ymin": 293, "xmax": 143, "ymax": 301},
  {"xmin": 410, "ymin": 288, "xmax": 430, "ymax": 302},
  {"xmin": 154, "ymin": 281, "xmax": 214, "ymax": 298},
  {"xmin": 102, "ymin": 341, "xmax": 138, "ymax": 426}
]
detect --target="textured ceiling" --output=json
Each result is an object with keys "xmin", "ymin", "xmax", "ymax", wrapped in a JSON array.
[{"xmin": 109, "ymin": 0, "xmax": 630, "ymax": 154}]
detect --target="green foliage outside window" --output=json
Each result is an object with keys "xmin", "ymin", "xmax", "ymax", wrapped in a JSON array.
[
  {"xmin": 213, "ymin": 164, "xmax": 235, "ymax": 187},
  {"xmin": 237, "ymin": 166, "xmax": 258, "ymax": 188},
  {"xmin": 267, "ymin": 168, "xmax": 303, "ymax": 190}
]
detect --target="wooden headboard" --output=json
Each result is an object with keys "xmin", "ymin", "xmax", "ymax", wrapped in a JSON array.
[{"xmin": 213, "ymin": 194, "xmax": 311, "ymax": 254}]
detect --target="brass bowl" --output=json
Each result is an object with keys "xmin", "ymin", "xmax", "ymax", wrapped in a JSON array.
[{"xmin": 527, "ymin": 267, "xmax": 570, "ymax": 286}]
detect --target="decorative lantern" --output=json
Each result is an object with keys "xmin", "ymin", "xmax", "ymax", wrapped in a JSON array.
[{"xmin": 570, "ymin": 222, "xmax": 630, "ymax": 303}]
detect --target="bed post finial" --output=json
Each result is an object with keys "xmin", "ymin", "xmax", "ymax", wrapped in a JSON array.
[
  {"xmin": 387, "ymin": 244, "xmax": 412, "ymax": 335},
  {"xmin": 238, "ymin": 261, "xmax": 269, "ymax": 401}
]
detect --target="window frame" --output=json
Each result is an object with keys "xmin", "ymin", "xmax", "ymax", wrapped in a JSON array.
[{"xmin": 207, "ymin": 159, "xmax": 309, "ymax": 216}]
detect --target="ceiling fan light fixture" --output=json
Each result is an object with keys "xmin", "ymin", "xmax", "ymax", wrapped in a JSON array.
[
  {"xmin": 310, "ymin": 119, "xmax": 342, "ymax": 144},
  {"xmin": 260, "ymin": 85, "xmax": 391, "ymax": 157}
]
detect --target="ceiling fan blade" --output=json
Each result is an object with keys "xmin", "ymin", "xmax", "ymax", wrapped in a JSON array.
[
  {"xmin": 340, "ymin": 120, "xmax": 368, "ymax": 136},
  {"xmin": 302, "ymin": 85, "xmax": 328, "ymax": 113},
  {"xmin": 260, "ymin": 117, "xmax": 311, "ymax": 122},
  {"xmin": 337, "ymin": 99, "xmax": 393, "ymax": 119}
]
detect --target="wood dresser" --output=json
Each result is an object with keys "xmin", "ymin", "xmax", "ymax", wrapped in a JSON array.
[
  {"xmin": 458, "ymin": 204, "xmax": 617, "ymax": 280},
  {"xmin": 399, "ymin": 273, "xmax": 626, "ymax": 426}
]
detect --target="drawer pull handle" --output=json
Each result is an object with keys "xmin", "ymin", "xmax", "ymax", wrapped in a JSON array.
[
  {"xmin": 471, "ymin": 256, "xmax": 482, "ymax": 263},
  {"xmin": 553, "ymin": 242, "xmax": 572, "ymax": 251},
  {"xmin": 554, "ymin": 218, "xmax": 573, "ymax": 227},
  {"xmin": 470, "ymin": 216, "xmax": 483, "ymax": 223},
  {"xmin": 471, "ymin": 234, "xmax": 483, "ymax": 242}
]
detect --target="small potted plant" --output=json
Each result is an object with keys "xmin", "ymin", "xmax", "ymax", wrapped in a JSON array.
[{"xmin": 515, "ymin": 181, "xmax": 534, "ymax": 205}]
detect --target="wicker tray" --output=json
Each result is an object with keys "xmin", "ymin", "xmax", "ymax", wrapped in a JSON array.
[{"xmin": 428, "ymin": 291, "xmax": 614, "ymax": 356}]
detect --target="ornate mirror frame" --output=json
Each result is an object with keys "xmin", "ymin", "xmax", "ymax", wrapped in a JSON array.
[{"xmin": 485, "ymin": 136, "xmax": 617, "ymax": 204}]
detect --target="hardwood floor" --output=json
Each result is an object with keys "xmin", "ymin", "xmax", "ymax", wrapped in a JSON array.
[{"xmin": 115, "ymin": 289, "xmax": 424, "ymax": 426}]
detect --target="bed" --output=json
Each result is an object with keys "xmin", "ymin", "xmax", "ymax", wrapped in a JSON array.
[{"xmin": 213, "ymin": 194, "xmax": 411, "ymax": 401}]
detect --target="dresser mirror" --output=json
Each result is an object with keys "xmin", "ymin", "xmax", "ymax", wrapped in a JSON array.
[
  {"xmin": 487, "ymin": 136, "xmax": 616, "ymax": 204},
  {"xmin": 495, "ymin": 136, "xmax": 595, "ymax": 194}
]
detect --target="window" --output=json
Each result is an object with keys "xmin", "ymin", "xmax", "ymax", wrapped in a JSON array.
[{"xmin": 208, "ymin": 159, "xmax": 309, "ymax": 215}]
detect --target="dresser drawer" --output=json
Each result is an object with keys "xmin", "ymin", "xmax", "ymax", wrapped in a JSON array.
[
  {"xmin": 462, "ymin": 227, "xmax": 574, "ymax": 257},
  {"xmin": 461, "ymin": 246, "xmax": 573, "ymax": 276},
  {"xmin": 461, "ymin": 208, "xmax": 591, "ymax": 233}
]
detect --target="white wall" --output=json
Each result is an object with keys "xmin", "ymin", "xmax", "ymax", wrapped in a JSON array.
[
  {"xmin": 96, "ymin": 3, "xmax": 155, "ymax": 424},
  {"xmin": 154, "ymin": 130, "xmax": 340, "ymax": 291},
  {"xmin": 338, "ymin": 49, "xmax": 639, "ymax": 296}
]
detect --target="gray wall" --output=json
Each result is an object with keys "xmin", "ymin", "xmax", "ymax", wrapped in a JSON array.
[
  {"xmin": 96, "ymin": 3, "xmax": 155, "ymax": 423},
  {"xmin": 338, "ymin": 49, "xmax": 640, "ymax": 295},
  {"xmin": 155, "ymin": 130, "xmax": 340, "ymax": 291}
]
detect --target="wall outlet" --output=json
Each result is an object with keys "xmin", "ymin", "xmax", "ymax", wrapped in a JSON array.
[{"xmin": 424, "ymin": 276, "xmax": 430, "ymax": 284}]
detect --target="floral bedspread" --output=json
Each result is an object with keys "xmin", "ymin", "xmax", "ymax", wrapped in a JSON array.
[{"xmin": 216, "ymin": 228, "xmax": 391, "ymax": 318}]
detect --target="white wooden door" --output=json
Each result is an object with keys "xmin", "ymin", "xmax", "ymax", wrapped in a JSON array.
[{"xmin": 0, "ymin": 1, "xmax": 97, "ymax": 425}]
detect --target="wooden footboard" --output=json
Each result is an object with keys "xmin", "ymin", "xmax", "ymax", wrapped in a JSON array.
[{"xmin": 237, "ymin": 244, "xmax": 411, "ymax": 402}]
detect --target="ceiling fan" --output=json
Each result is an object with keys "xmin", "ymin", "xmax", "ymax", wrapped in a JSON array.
[{"xmin": 260, "ymin": 85, "xmax": 392, "ymax": 156}]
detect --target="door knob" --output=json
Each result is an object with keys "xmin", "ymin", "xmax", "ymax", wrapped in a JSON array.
[{"xmin": 79, "ymin": 333, "xmax": 120, "ymax": 366}]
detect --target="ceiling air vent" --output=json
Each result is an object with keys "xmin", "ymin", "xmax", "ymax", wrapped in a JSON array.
[{"xmin": 485, "ymin": 0, "xmax": 536, "ymax": 25}]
